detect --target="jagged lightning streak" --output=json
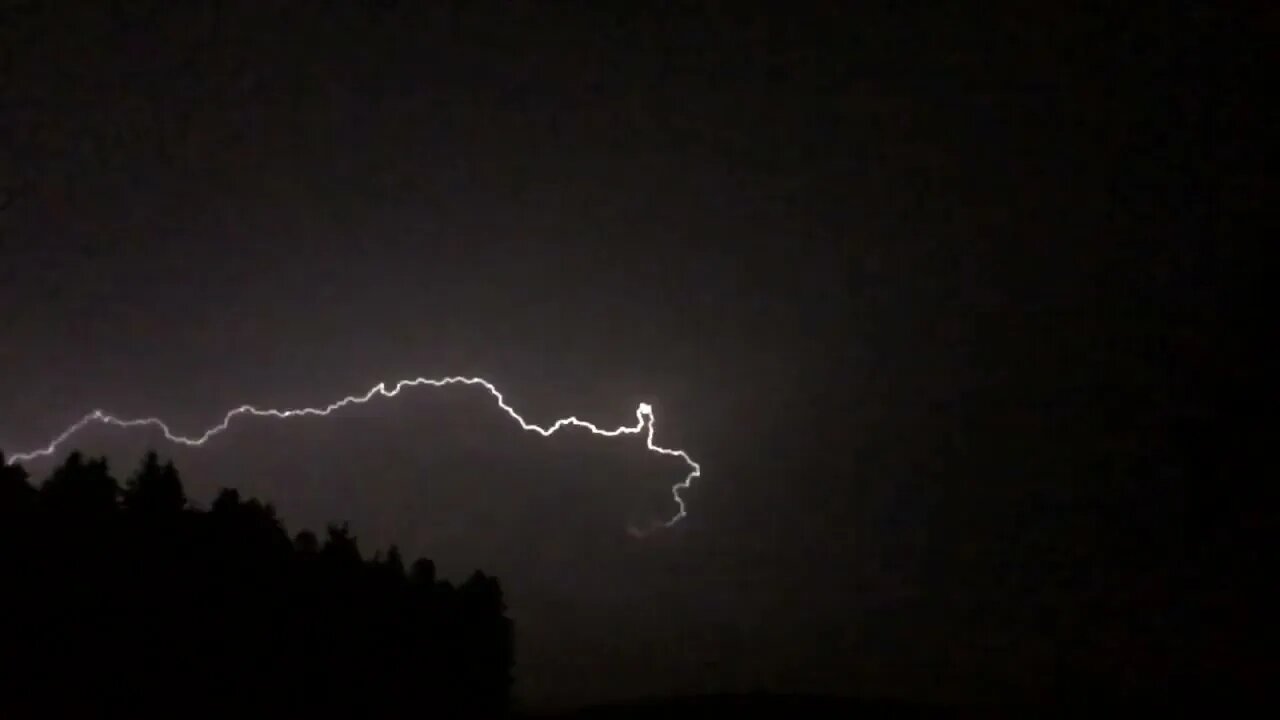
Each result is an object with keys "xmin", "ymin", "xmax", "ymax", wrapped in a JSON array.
[{"xmin": 3, "ymin": 377, "xmax": 700, "ymax": 536}]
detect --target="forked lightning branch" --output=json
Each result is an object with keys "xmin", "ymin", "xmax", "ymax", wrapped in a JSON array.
[{"xmin": 3, "ymin": 376, "xmax": 701, "ymax": 536}]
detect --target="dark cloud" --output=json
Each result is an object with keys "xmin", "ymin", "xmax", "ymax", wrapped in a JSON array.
[{"xmin": 0, "ymin": 2, "xmax": 1267, "ymax": 708}]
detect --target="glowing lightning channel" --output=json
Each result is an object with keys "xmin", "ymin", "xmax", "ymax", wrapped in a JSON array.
[{"xmin": 2, "ymin": 377, "xmax": 700, "ymax": 536}]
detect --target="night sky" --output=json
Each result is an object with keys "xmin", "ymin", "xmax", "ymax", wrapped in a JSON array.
[{"xmin": 1, "ymin": 2, "xmax": 1268, "ymax": 709}]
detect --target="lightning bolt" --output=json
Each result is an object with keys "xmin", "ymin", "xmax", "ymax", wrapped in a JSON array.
[{"xmin": 2, "ymin": 376, "xmax": 700, "ymax": 536}]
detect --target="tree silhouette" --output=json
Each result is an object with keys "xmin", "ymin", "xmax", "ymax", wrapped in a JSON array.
[
  {"xmin": 384, "ymin": 544, "xmax": 406, "ymax": 577},
  {"xmin": 412, "ymin": 556, "xmax": 438, "ymax": 586},
  {"xmin": 0, "ymin": 452, "xmax": 34, "ymax": 514},
  {"xmin": 39, "ymin": 450, "xmax": 119, "ymax": 516},
  {"xmin": 122, "ymin": 451, "xmax": 186, "ymax": 516},
  {"xmin": 0, "ymin": 448, "xmax": 515, "ymax": 715}
]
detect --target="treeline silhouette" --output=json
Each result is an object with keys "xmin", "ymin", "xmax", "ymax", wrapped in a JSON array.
[{"xmin": 0, "ymin": 449, "xmax": 513, "ymax": 715}]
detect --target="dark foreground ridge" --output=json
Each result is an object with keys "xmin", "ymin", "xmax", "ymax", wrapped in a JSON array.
[
  {"xmin": 539, "ymin": 692, "xmax": 1210, "ymax": 718},
  {"xmin": 551, "ymin": 693, "xmax": 939, "ymax": 718},
  {"xmin": 0, "ymin": 450, "xmax": 513, "ymax": 716}
]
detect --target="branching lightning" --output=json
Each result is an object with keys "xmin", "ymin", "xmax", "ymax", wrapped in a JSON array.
[{"xmin": 3, "ymin": 376, "xmax": 700, "ymax": 536}]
